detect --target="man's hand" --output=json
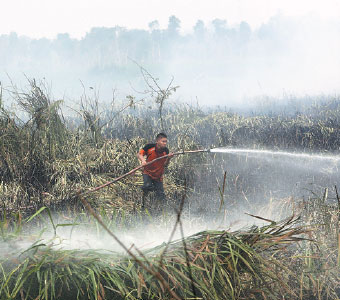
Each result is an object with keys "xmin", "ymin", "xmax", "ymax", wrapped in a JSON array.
[
  {"xmin": 137, "ymin": 152, "xmax": 147, "ymax": 166},
  {"xmin": 168, "ymin": 152, "xmax": 174, "ymax": 158}
]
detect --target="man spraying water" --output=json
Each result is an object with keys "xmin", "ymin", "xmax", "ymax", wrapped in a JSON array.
[{"xmin": 137, "ymin": 133, "xmax": 174, "ymax": 208}]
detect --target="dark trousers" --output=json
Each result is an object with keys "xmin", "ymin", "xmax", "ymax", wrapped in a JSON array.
[{"xmin": 142, "ymin": 174, "xmax": 166, "ymax": 207}]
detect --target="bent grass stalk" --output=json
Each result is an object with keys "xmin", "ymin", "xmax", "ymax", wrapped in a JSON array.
[
  {"xmin": 79, "ymin": 194, "xmax": 182, "ymax": 300},
  {"xmin": 0, "ymin": 208, "xmax": 312, "ymax": 299}
]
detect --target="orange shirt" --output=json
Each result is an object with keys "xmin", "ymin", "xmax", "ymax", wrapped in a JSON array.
[{"xmin": 139, "ymin": 144, "xmax": 169, "ymax": 181}]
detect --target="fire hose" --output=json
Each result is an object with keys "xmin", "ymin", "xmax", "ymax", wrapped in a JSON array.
[{"xmin": 83, "ymin": 148, "xmax": 210, "ymax": 195}]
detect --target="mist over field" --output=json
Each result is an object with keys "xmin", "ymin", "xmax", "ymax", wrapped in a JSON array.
[{"xmin": 1, "ymin": 13, "xmax": 340, "ymax": 107}]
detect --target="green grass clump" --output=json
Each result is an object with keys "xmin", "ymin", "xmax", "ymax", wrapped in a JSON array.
[{"xmin": 0, "ymin": 216, "xmax": 308, "ymax": 300}]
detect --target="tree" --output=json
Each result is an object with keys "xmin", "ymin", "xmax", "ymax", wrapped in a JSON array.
[
  {"xmin": 149, "ymin": 20, "xmax": 162, "ymax": 62},
  {"xmin": 148, "ymin": 20, "xmax": 160, "ymax": 32},
  {"xmin": 167, "ymin": 15, "xmax": 181, "ymax": 39},
  {"xmin": 239, "ymin": 21, "xmax": 251, "ymax": 42},
  {"xmin": 212, "ymin": 19, "xmax": 227, "ymax": 36},
  {"xmin": 193, "ymin": 20, "xmax": 206, "ymax": 40}
]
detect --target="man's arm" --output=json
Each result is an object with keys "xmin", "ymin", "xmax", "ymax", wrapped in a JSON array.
[{"xmin": 137, "ymin": 152, "xmax": 147, "ymax": 166}]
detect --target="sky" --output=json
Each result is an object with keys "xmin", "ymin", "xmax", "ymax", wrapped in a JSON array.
[{"xmin": 2, "ymin": 0, "xmax": 340, "ymax": 38}]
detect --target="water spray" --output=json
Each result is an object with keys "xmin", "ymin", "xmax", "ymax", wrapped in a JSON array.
[
  {"xmin": 209, "ymin": 147, "xmax": 340, "ymax": 162},
  {"xmin": 83, "ymin": 146, "xmax": 340, "ymax": 196}
]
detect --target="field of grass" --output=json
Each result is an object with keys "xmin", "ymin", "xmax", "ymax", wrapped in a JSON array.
[{"xmin": 1, "ymin": 80, "xmax": 340, "ymax": 299}]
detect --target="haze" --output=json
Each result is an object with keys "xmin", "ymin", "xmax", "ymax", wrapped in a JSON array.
[
  {"xmin": 2, "ymin": 0, "xmax": 340, "ymax": 38},
  {"xmin": 1, "ymin": 0, "xmax": 340, "ymax": 107}
]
